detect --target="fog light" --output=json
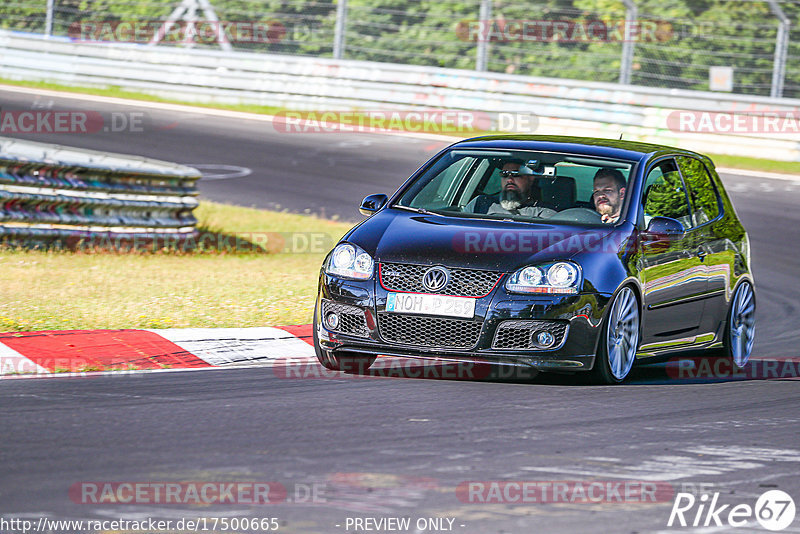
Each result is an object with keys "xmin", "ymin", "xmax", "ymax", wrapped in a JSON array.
[
  {"xmin": 325, "ymin": 312, "xmax": 339, "ymax": 330},
  {"xmin": 534, "ymin": 330, "xmax": 556, "ymax": 348}
]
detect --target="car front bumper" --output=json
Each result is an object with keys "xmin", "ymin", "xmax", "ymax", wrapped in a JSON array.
[{"xmin": 316, "ymin": 273, "xmax": 613, "ymax": 372}]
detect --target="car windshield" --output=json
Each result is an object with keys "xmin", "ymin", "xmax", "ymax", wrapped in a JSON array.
[{"xmin": 394, "ymin": 149, "xmax": 636, "ymax": 225}]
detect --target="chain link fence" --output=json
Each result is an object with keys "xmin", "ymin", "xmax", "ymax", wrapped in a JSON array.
[{"xmin": 1, "ymin": 0, "xmax": 798, "ymax": 99}]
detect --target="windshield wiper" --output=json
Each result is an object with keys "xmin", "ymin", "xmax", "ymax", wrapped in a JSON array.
[{"xmin": 393, "ymin": 205, "xmax": 433, "ymax": 215}]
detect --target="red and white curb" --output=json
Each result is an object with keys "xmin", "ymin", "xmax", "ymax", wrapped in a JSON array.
[
  {"xmin": 3, "ymin": 326, "xmax": 797, "ymax": 381},
  {"xmin": 0, "ymin": 326, "xmax": 316, "ymax": 379}
]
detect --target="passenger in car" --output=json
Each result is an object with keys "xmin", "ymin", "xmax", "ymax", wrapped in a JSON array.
[
  {"xmin": 465, "ymin": 160, "xmax": 556, "ymax": 219},
  {"xmin": 592, "ymin": 168, "xmax": 627, "ymax": 224}
]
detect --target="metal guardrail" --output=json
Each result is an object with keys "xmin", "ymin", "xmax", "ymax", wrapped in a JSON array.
[
  {"xmin": 0, "ymin": 135, "xmax": 200, "ymax": 248},
  {"xmin": 1, "ymin": 30, "xmax": 799, "ymax": 161},
  {"xmin": 4, "ymin": 0, "xmax": 799, "ymax": 99}
]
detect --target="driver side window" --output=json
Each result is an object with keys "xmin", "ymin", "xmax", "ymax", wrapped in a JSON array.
[
  {"xmin": 642, "ymin": 159, "xmax": 692, "ymax": 228},
  {"xmin": 409, "ymin": 157, "xmax": 473, "ymax": 208}
]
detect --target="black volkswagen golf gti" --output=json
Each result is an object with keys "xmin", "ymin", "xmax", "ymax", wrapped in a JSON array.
[{"xmin": 313, "ymin": 136, "xmax": 755, "ymax": 383}]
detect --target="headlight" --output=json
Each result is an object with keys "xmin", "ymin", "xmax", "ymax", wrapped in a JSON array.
[
  {"xmin": 547, "ymin": 263, "xmax": 579, "ymax": 288},
  {"xmin": 326, "ymin": 243, "xmax": 374, "ymax": 280},
  {"xmin": 519, "ymin": 266, "xmax": 543, "ymax": 286},
  {"xmin": 506, "ymin": 262, "xmax": 580, "ymax": 294}
]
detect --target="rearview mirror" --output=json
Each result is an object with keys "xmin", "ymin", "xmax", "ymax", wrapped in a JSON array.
[
  {"xmin": 525, "ymin": 159, "xmax": 547, "ymax": 175},
  {"xmin": 501, "ymin": 160, "xmax": 549, "ymax": 178},
  {"xmin": 359, "ymin": 194, "xmax": 388, "ymax": 216}
]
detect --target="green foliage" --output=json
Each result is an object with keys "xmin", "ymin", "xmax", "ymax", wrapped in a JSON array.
[
  {"xmin": 0, "ymin": 0, "xmax": 47, "ymax": 33},
  {"xmin": 677, "ymin": 156, "xmax": 718, "ymax": 225},
  {"xmin": 0, "ymin": 0, "xmax": 794, "ymax": 96},
  {"xmin": 643, "ymin": 171, "xmax": 690, "ymax": 222}
]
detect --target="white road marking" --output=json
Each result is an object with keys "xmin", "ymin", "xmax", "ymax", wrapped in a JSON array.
[
  {"xmin": 93, "ymin": 507, "xmax": 255, "ymax": 520},
  {"xmin": 0, "ymin": 84, "xmax": 462, "ymax": 142},
  {"xmin": 717, "ymin": 167, "xmax": 800, "ymax": 183},
  {"xmin": 721, "ymin": 180, "xmax": 798, "ymax": 194},
  {"xmin": 519, "ymin": 446, "xmax": 800, "ymax": 481},
  {"xmin": 643, "ymin": 417, "xmax": 800, "ymax": 433},
  {"xmin": 650, "ymin": 520, "xmax": 762, "ymax": 534},
  {"xmin": 186, "ymin": 163, "xmax": 252, "ymax": 180}
]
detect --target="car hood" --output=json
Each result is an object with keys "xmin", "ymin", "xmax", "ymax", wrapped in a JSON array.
[{"xmin": 346, "ymin": 208, "xmax": 617, "ymax": 272}]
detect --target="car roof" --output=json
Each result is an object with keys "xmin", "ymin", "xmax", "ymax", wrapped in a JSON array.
[{"xmin": 451, "ymin": 135, "xmax": 708, "ymax": 163}]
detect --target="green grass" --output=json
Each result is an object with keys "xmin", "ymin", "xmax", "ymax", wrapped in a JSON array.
[
  {"xmin": 0, "ymin": 77, "xmax": 288, "ymax": 117},
  {"xmin": 3, "ymin": 77, "xmax": 798, "ymax": 174},
  {"xmin": 0, "ymin": 201, "xmax": 353, "ymax": 331},
  {"xmin": 708, "ymin": 154, "xmax": 800, "ymax": 175}
]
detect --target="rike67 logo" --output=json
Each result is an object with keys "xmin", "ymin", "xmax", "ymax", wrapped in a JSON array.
[{"xmin": 668, "ymin": 490, "xmax": 796, "ymax": 531}]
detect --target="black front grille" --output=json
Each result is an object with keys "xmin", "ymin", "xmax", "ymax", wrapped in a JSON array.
[
  {"xmin": 492, "ymin": 320, "xmax": 569, "ymax": 350},
  {"xmin": 378, "ymin": 313, "xmax": 483, "ymax": 349},
  {"xmin": 321, "ymin": 300, "xmax": 370, "ymax": 338},
  {"xmin": 380, "ymin": 262, "xmax": 501, "ymax": 297}
]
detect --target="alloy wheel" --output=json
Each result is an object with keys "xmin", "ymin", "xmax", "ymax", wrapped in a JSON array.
[
  {"xmin": 606, "ymin": 287, "xmax": 640, "ymax": 381},
  {"xmin": 729, "ymin": 282, "xmax": 756, "ymax": 368}
]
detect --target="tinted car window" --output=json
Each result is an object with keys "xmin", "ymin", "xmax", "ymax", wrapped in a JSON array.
[
  {"xmin": 677, "ymin": 156, "xmax": 721, "ymax": 226},
  {"xmin": 395, "ymin": 149, "xmax": 634, "ymax": 224},
  {"xmin": 643, "ymin": 159, "xmax": 692, "ymax": 228},
  {"xmin": 407, "ymin": 156, "xmax": 475, "ymax": 209}
]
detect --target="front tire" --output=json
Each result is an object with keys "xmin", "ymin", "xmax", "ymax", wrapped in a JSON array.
[
  {"xmin": 591, "ymin": 286, "xmax": 640, "ymax": 384},
  {"xmin": 313, "ymin": 303, "xmax": 377, "ymax": 373}
]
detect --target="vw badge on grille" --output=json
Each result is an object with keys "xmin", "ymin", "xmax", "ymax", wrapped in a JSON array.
[{"xmin": 422, "ymin": 266, "xmax": 449, "ymax": 292}]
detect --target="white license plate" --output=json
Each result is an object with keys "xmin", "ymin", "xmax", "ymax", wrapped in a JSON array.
[{"xmin": 385, "ymin": 292, "xmax": 475, "ymax": 318}]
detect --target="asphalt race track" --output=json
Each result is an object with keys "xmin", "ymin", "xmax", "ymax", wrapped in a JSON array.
[
  {"xmin": 1, "ymin": 87, "xmax": 799, "ymax": 534},
  {"xmin": 0, "ymin": 88, "xmax": 439, "ymax": 220}
]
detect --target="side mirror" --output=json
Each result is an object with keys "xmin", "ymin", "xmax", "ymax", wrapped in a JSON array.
[
  {"xmin": 359, "ymin": 194, "xmax": 388, "ymax": 216},
  {"xmin": 644, "ymin": 216, "xmax": 685, "ymax": 242}
]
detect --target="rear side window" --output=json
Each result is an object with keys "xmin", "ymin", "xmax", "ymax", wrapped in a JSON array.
[
  {"xmin": 677, "ymin": 156, "xmax": 721, "ymax": 226},
  {"xmin": 642, "ymin": 159, "xmax": 692, "ymax": 229}
]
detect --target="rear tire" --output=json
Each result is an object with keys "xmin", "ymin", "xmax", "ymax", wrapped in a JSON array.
[
  {"xmin": 313, "ymin": 303, "xmax": 377, "ymax": 373},
  {"xmin": 721, "ymin": 281, "xmax": 756, "ymax": 369},
  {"xmin": 590, "ymin": 286, "xmax": 640, "ymax": 384}
]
